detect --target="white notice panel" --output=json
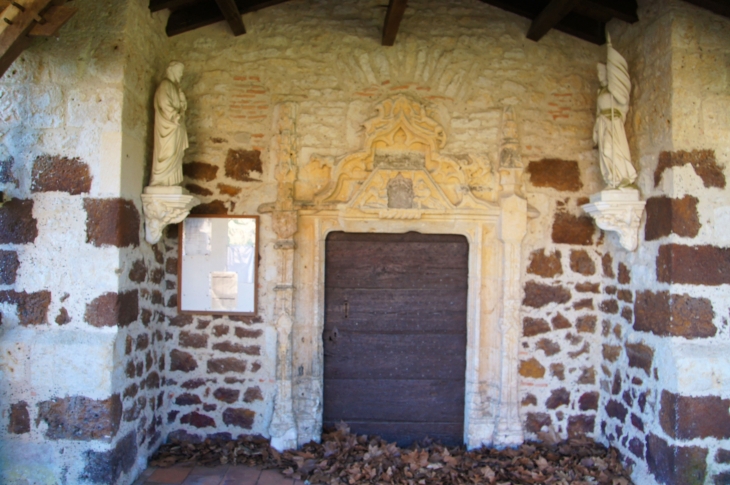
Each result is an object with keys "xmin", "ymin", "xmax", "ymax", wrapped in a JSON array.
[{"xmin": 179, "ymin": 215, "xmax": 258, "ymax": 315}]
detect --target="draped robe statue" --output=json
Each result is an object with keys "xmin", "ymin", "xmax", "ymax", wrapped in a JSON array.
[
  {"xmin": 150, "ymin": 61, "xmax": 188, "ymax": 186},
  {"xmin": 593, "ymin": 35, "xmax": 637, "ymax": 189}
]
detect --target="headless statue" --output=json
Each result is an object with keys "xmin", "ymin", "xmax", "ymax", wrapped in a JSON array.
[{"xmin": 150, "ymin": 61, "xmax": 188, "ymax": 187}]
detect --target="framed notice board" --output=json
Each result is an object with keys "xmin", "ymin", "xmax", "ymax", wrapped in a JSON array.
[{"xmin": 178, "ymin": 215, "xmax": 258, "ymax": 315}]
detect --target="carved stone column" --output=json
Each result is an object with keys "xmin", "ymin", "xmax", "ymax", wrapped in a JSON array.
[
  {"xmin": 267, "ymin": 102, "xmax": 300, "ymax": 451},
  {"xmin": 495, "ymin": 189, "xmax": 527, "ymax": 447}
]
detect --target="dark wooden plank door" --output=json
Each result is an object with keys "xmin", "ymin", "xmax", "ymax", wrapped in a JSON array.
[{"xmin": 323, "ymin": 232, "xmax": 468, "ymax": 446}]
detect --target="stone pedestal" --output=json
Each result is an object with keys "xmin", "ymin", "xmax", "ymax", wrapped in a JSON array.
[
  {"xmin": 581, "ymin": 189, "xmax": 645, "ymax": 251},
  {"xmin": 141, "ymin": 186, "xmax": 200, "ymax": 244}
]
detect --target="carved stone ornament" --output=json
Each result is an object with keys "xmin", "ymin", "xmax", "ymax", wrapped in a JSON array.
[
  {"xmin": 581, "ymin": 189, "xmax": 645, "ymax": 251},
  {"xmin": 141, "ymin": 186, "xmax": 200, "ymax": 244}
]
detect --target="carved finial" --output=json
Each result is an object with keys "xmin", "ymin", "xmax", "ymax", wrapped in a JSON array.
[{"xmin": 499, "ymin": 106, "xmax": 522, "ymax": 169}]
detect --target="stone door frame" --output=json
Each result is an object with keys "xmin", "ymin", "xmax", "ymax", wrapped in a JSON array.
[{"xmin": 288, "ymin": 198, "xmax": 527, "ymax": 449}]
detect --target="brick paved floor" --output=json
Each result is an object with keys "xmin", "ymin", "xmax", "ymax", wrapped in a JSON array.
[{"xmin": 132, "ymin": 465, "xmax": 307, "ymax": 485}]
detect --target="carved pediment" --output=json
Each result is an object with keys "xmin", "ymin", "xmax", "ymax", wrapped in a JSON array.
[{"xmin": 306, "ymin": 95, "xmax": 499, "ymax": 213}]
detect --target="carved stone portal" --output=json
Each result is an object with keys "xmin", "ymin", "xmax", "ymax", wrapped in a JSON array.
[{"xmin": 266, "ymin": 95, "xmax": 532, "ymax": 450}]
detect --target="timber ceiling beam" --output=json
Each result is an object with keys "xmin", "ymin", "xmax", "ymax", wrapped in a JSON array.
[
  {"xmin": 526, "ymin": 0, "xmax": 579, "ymax": 41},
  {"xmin": 682, "ymin": 0, "xmax": 730, "ymax": 19},
  {"xmin": 214, "ymin": 0, "xmax": 245, "ymax": 35},
  {"xmin": 164, "ymin": 0, "xmax": 291, "ymax": 37},
  {"xmin": 0, "ymin": 0, "xmax": 76, "ymax": 78},
  {"xmin": 382, "ymin": 0, "xmax": 407, "ymax": 46}
]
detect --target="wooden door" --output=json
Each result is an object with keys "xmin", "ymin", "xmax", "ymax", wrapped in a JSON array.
[{"xmin": 323, "ymin": 232, "xmax": 468, "ymax": 446}]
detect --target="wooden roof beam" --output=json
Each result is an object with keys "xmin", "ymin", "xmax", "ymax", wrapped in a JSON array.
[
  {"xmin": 214, "ymin": 0, "xmax": 245, "ymax": 35},
  {"xmin": 166, "ymin": 0, "xmax": 291, "ymax": 37},
  {"xmin": 526, "ymin": 0, "xmax": 580, "ymax": 42},
  {"xmin": 149, "ymin": 0, "xmax": 197, "ymax": 13},
  {"xmin": 682, "ymin": 0, "xmax": 730, "ymax": 19},
  {"xmin": 382, "ymin": 0, "xmax": 407, "ymax": 46}
]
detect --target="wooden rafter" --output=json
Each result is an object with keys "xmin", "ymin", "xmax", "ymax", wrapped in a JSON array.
[
  {"xmin": 0, "ymin": 0, "xmax": 76, "ymax": 78},
  {"xmin": 149, "ymin": 0, "xmax": 197, "ymax": 13},
  {"xmin": 164, "ymin": 0, "xmax": 291, "ymax": 37},
  {"xmin": 214, "ymin": 0, "xmax": 244, "ymax": 35},
  {"xmin": 382, "ymin": 0, "xmax": 407, "ymax": 46},
  {"xmin": 526, "ymin": 0, "xmax": 579, "ymax": 41}
]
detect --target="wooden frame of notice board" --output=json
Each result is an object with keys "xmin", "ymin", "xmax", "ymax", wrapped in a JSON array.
[{"xmin": 178, "ymin": 215, "xmax": 259, "ymax": 315}]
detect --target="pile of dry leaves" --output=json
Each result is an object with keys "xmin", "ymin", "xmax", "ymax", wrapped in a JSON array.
[{"xmin": 150, "ymin": 423, "xmax": 633, "ymax": 484}]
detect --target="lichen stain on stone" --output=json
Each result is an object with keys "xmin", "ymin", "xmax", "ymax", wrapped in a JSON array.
[
  {"xmin": 31, "ymin": 155, "xmax": 92, "ymax": 195},
  {"xmin": 225, "ymin": 149, "xmax": 263, "ymax": 182}
]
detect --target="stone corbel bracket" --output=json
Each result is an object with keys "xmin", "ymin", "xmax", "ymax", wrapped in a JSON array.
[
  {"xmin": 581, "ymin": 189, "xmax": 645, "ymax": 251},
  {"xmin": 141, "ymin": 187, "xmax": 200, "ymax": 244}
]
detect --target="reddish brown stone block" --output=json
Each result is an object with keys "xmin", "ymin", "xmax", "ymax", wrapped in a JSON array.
[
  {"xmin": 82, "ymin": 431, "xmax": 137, "ymax": 484},
  {"xmin": 85, "ymin": 290, "xmax": 138, "ymax": 328},
  {"xmin": 183, "ymin": 161, "xmax": 219, "ymax": 181},
  {"xmin": 631, "ymin": 413, "xmax": 644, "ymax": 432},
  {"xmin": 573, "ymin": 298, "xmax": 593, "ymax": 310},
  {"xmin": 222, "ymin": 407, "xmax": 255, "ymax": 429},
  {"xmin": 658, "ymin": 244, "xmax": 730, "ymax": 286},
  {"xmin": 170, "ymin": 349, "xmax": 198, "ymax": 372},
  {"xmin": 570, "ymin": 250, "xmax": 595, "ymax": 276},
  {"xmin": 128, "ymin": 259, "xmax": 146, "ymax": 283},
  {"xmin": 0, "ymin": 290, "xmax": 51, "ymax": 325},
  {"xmin": 212, "ymin": 324, "xmax": 229, "ymax": 337},
  {"xmin": 634, "ymin": 290, "xmax": 716, "ymax": 338},
  {"xmin": 185, "ymin": 184, "xmax": 213, "ymax": 196},
  {"xmin": 525, "ymin": 412, "xmax": 551, "ymax": 434},
  {"xmin": 523, "ymin": 281, "xmax": 571, "ymax": 308},
  {"xmin": 567, "ymin": 415, "xmax": 595, "ymax": 438},
  {"xmin": 617, "ymin": 289, "xmax": 632, "ymax": 303},
  {"xmin": 523, "ymin": 317, "xmax": 550, "ymax": 337},
  {"xmin": 84, "ymin": 199, "xmax": 140, "ymax": 248},
  {"xmin": 536, "ymin": 338, "xmax": 560, "ymax": 356},
  {"xmin": 243, "ymin": 386, "xmax": 263, "ymax": 403},
  {"xmin": 575, "ymin": 282, "xmax": 599, "ymax": 293},
  {"xmin": 577, "ymin": 367, "xmax": 595, "ymax": 385},
  {"xmin": 9, "ymin": 401, "xmax": 29, "ymax": 434},
  {"xmin": 36, "ymin": 394, "xmax": 122, "ymax": 441},
  {"xmin": 551, "ymin": 313, "xmax": 571, "ymax": 329},
  {"xmin": 526, "ymin": 159, "xmax": 583, "ymax": 192},
  {"xmin": 655, "ymin": 149, "xmax": 725, "ymax": 189},
  {"xmin": 527, "ymin": 249, "xmax": 562, "ymax": 277},
  {"xmin": 0, "ymin": 199, "xmax": 38, "ymax": 244},
  {"xmin": 174, "ymin": 393, "xmax": 202, "ymax": 406},
  {"xmin": 234, "ymin": 327, "xmax": 263, "ymax": 339},
  {"xmin": 225, "ymin": 149, "xmax": 262, "ymax": 182},
  {"xmin": 0, "ymin": 250, "xmax": 20, "ymax": 284},
  {"xmin": 191, "ymin": 200, "xmax": 227, "ymax": 215},
  {"xmin": 31, "ymin": 155, "xmax": 91, "ymax": 195},
  {"xmin": 169, "ymin": 314, "xmax": 193, "ymax": 327},
  {"xmin": 629, "ymin": 437, "xmax": 644, "ymax": 459},
  {"xmin": 552, "ymin": 213, "xmax": 595, "ymax": 245},
  {"xmin": 521, "ymin": 394, "xmax": 537, "ymax": 406},
  {"xmin": 179, "ymin": 331, "xmax": 207, "ymax": 349},
  {"xmin": 519, "ymin": 358, "xmax": 545, "ymax": 378},
  {"xmin": 661, "ymin": 390, "xmax": 730, "ymax": 440},
  {"xmin": 716, "ymin": 449, "xmax": 730, "ymax": 464},
  {"xmin": 167, "ymin": 429, "xmax": 202, "ymax": 443},
  {"xmin": 211, "ymin": 342, "xmax": 260, "ymax": 355},
  {"xmin": 576, "ymin": 315, "xmax": 596, "ymax": 333},
  {"xmin": 213, "ymin": 388, "xmax": 240, "ymax": 403},
  {"xmin": 218, "ymin": 183, "xmax": 241, "ymax": 196},
  {"xmin": 55, "ymin": 307, "xmax": 71, "ymax": 325},
  {"xmin": 646, "ymin": 433, "xmax": 708, "ymax": 485},
  {"xmin": 546, "ymin": 388, "xmax": 570, "ymax": 409},
  {"xmin": 645, "ymin": 196, "xmax": 701, "ymax": 241},
  {"xmin": 550, "ymin": 363, "xmax": 565, "ymax": 380},
  {"xmin": 579, "ymin": 392, "xmax": 599, "ymax": 411},
  {"xmin": 600, "ymin": 299, "xmax": 618, "ymax": 314},
  {"xmin": 626, "ymin": 342, "xmax": 653, "ymax": 376},
  {"xmin": 208, "ymin": 357, "xmax": 247, "ymax": 374},
  {"xmin": 123, "ymin": 383, "xmax": 138, "ymax": 399},
  {"xmin": 229, "ymin": 314, "xmax": 263, "ymax": 324},
  {"xmin": 180, "ymin": 411, "xmax": 215, "ymax": 428},
  {"xmin": 618, "ymin": 263, "xmax": 630, "ymax": 284},
  {"xmin": 150, "ymin": 268, "xmax": 164, "ymax": 284},
  {"xmin": 0, "ymin": 157, "xmax": 18, "ymax": 186},
  {"xmin": 605, "ymin": 399, "xmax": 628, "ymax": 421},
  {"xmin": 602, "ymin": 254, "xmax": 614, "ymax": 278}
]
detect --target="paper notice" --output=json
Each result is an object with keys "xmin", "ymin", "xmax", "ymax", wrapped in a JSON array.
[
  {"xmin": 227, "ymin": 245, "xmax": 255, "ymax": 284},
  {"xmin": 210, "ymin": 271, "xmax": 237, "ymax": 311},
  {"xmin": 184, "ymin": 218, "xmax": 212, "ymax": 256}
]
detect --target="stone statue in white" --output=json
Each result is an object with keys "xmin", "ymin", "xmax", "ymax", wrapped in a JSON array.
[
  {"xmin": 150, "ymin": 61, "xmax": 188, "ymax": 186},
  {"xmin": 593, "ymin": 34, "xmax": 637, "ymax": 189},
  {"xmin": 141, "ymin": 61, "xmax": 199, "ymax": 244}
]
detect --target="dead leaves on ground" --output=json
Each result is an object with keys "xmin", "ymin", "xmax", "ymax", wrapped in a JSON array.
[{"xmin": 150, "ymin": 423, "xmax": 633, "ymax": 485}]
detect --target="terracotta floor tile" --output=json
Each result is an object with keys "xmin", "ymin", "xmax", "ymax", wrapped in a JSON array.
[
  {"xmin": 180, "ymin": 475, "xmax": 225, "ymax": 485},
  {"xmin": 223, "ymin": 466, "xmax": 261, "ymax": 483},
  {"xmin": 146, "ymin": 467, "xmax": 193, "ymax": 484},
  {"xmin": 188, "ymin": 465, "xmax": 230, "ymax": 476},
  {"xmin": 256, "ymin": 469, "xmax": 293, "ymax": 485}
]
